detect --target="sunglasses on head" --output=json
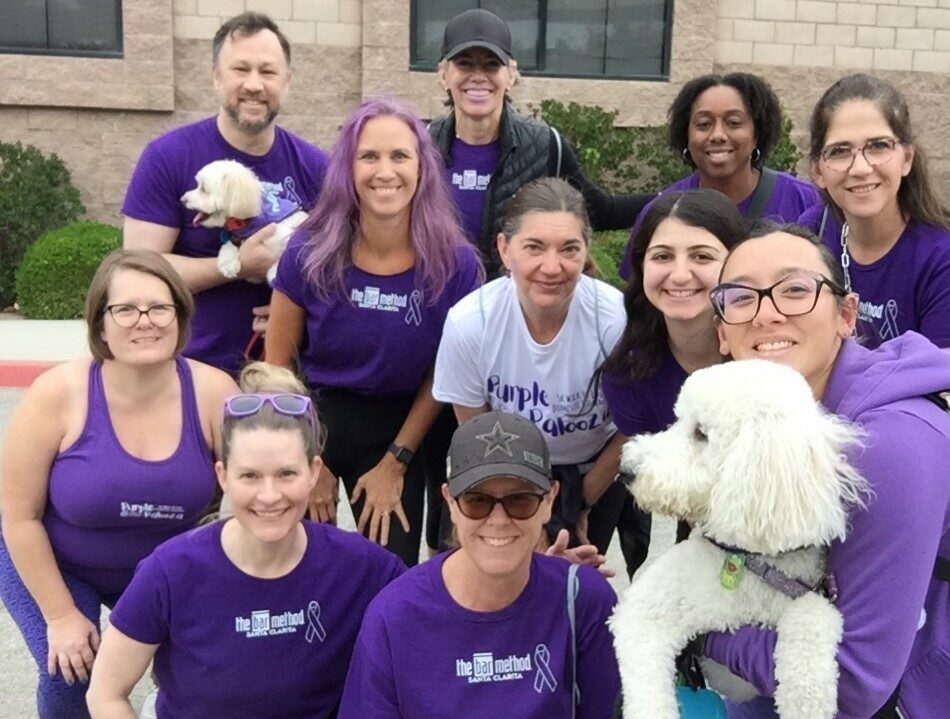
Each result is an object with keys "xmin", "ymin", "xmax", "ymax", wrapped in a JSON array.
[
  {"xmin": 456, "ymin": 490, "xmax": 546, "ymax": 520},
  {"xmin": 224, "ymin": 394, "xmax": 314, "ymax": 426}
]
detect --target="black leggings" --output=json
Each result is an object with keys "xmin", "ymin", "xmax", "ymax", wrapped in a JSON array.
[
  {"xmin": 314, "ymin": 388, "xmax": 425, "ymax": 567},
  {"xmin": 420, "ymin": 404, "xmax": 456, "ymax": 551}
]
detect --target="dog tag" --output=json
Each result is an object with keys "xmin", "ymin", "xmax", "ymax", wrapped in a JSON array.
[{"xmin": 720, "ymin": 553, "xmax": 745, "ymax": 590}]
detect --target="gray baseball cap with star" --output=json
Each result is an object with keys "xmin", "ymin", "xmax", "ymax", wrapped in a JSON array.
[{"xmin": 447, "ymin": 411, "xmax": 552, "ymax": 497}]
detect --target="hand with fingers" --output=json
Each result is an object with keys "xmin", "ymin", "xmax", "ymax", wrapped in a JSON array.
[
  {"xmin": 237, "ymin": 223, "xmax": 279, "ymax": 281},
  {"xmin": 310, "ymin": 463, "xmax": 339, "ymax": 524},
  {"xmin": 545, "ymin": 528, "xmax": 616, "ymax": 578},
  {"xmin": 350, "ymin": 454, "xmax": 410, "ymax": 547},
  {"xmin": 46, "ymin": 607, "xmax": 100, "ymax": 685}
]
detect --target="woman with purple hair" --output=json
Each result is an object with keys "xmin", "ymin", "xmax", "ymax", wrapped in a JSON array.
[{"xmin": 266, "ymin": 97, "xmax": 484, "ymax": 567}]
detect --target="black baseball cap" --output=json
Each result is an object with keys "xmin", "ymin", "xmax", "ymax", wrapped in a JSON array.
[
  {"xmin": 447, "ymin": 411, "xmax": 551, "ymax": 497},
  {"xmin": 440, "ymin": 9, "xmax": 513, "ymax": 64}
]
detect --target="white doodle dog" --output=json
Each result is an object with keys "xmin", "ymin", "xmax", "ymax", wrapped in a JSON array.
[
  {"xmin": 181, "ymin": 159, "xmax": 308, "ymax": 284},
  {"xmin": 609, "ymin": 359, "xmax": 868, "ymax": 719}
]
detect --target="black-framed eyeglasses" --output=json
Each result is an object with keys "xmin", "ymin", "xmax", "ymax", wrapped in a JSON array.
[
  {"xmin": 104, "ymin": 303, "xmax": 177, "ymax": 328},
  {"xmin": 710, "ymin": 273, "xmax": 847, "ymax": 325},
  {"xmin": 819, "ymin": 137, "xmax": 901, "ymax": 172},
  {"xmin": 456, "ymin": 491, "xmax": 546, "ymax": 521}
]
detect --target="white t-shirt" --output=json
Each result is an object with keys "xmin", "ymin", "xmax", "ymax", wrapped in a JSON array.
[{"xmin": 433, "ymin": 275, "xmax": 625, "ymax": 464}]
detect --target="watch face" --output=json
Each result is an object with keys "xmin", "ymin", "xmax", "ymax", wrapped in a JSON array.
[{"xmin": 390, "ymin": 444, "xmax": 413, "ymax": 464}]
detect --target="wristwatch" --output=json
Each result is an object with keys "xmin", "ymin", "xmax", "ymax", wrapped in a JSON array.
[{"xmin": 387, "ymin": 443, "xmax": 415, "ymax": 465}]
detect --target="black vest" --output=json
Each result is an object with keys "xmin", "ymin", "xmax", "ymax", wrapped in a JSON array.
[{"xmin": 430, "ymin": 104, "xmax": 553, "ymax": 273}]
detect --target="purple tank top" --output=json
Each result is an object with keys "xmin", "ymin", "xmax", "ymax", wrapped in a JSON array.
[{"xmin": 43, "ymin": 357, "xmax": 215, "ymax": 595}]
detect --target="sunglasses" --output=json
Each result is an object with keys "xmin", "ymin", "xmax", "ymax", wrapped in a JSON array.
[
  {"xmin": 224, "ymin": 394, "xmax": 314, "ymax": 426},
  {"xmin": 456, "ymin": 491, "xmax": 546, "ymax": 521}
]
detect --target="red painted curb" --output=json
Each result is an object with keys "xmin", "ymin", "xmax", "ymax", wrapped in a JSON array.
[{"xmin": 0, "ymin": 361, "xmax": 58, "ymax": 388}]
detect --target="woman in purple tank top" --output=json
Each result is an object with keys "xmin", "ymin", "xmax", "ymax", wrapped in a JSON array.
[{"xmin": 0, "ymin": 250, "xmax": 237, "ymax": 719}]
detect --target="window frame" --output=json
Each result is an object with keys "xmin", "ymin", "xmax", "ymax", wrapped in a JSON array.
[
  {"xmin": 408, "ymin": 0, "xmax": 673, "ymax": 82},
  {"xmin": 0, "ymin": 0, "xmax": 124, "ymax": 59}
]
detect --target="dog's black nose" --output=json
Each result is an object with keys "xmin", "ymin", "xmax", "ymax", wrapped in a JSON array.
[{"xmin": 618, "ymin": 472, "xmax": 636, "ymax": 488}]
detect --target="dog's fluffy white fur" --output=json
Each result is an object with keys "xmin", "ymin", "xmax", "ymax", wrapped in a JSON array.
[
  {"xmin": 609, "ymin": 359, "xmax": 868, "ymax": 719},
  {"xmin": 181, "ymin": 159, "xmax": 307, "ymax": 284}
]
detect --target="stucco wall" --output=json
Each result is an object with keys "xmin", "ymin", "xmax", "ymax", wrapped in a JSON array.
[{"xmin": 0, "ymin": 0, "xmax": 946, "ymax": 224}]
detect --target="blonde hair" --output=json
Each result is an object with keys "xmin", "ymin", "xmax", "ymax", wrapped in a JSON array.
[{"xmin": 221, "ymin": 362, "xmax": 324, "ymax": 464}]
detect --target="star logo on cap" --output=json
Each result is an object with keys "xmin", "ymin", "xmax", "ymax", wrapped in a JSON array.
[{"xmin": 476, "ymin": 421, "xmax": 519, "ymax": 458}]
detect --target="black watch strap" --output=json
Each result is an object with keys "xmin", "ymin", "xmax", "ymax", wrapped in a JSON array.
[{"xmin": 388, "ymin": 443, "xmax": 414, "ymax": 465}]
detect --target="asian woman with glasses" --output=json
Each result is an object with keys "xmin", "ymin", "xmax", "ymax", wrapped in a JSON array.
[
  {"xmin": 87, "ymin": 362, "xmax": 405, "ymax": 718},
  {"xmin": 702, "ymin": 225, "xmax": 950, "ymax": 719},
  {"xmin": 0, "ymin": 250, "xmax": 239, "ymax": 718},
  {"xmin": 797, "ymin": 74, "xmax": 950, "ymax": 349}
]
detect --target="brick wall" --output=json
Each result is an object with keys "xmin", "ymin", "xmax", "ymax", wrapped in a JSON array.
[{"xmin": 0, "ymin": 0, "xmax": 946, "ymax": 223}]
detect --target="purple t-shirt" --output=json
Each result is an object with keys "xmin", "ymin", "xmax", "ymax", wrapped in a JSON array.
[
  {"xmin": 447, "ymin": 138, "xmax": 500, "ymax": 243},
  {"xmin": 273, "ymin": 236, "xmax": 482, "ymax": 396},
  {"xmin": 798, "ymin": 206, "xmax": 950, "ymax": 349},
  {"xmin": 601, "ymin": 347, "xmax": 688, "ymax": 437},
  {"xmin": 109, "ymin": 520, "xmax": 405, "ymax": 719},
  {"xmin": 618, "ymin": 171, "xmax": 820, "ymax": 280},
  {"xmin": 122, "ymin": 117, "xmax": 328, "ymax": 374},
  {"xmin": 338, "ymin": 551, "xmax": 620, "ymax": 719},
  {"xmin": 43, "ymin": 357, "xmax": 214, "ymax": 595}
]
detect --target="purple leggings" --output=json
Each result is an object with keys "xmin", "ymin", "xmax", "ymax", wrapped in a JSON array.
[{"xmin": 0, "ymin": 533, "xmax": 117, "ymax": 719}]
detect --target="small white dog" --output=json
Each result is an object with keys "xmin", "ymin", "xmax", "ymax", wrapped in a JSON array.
[
  {"xmin": 180, "ymin": 159, "xmax": 308, "ymax": 284},
  {"xmin": 609, "ymin": 359, "xmax": 868, "ymax": 719}
]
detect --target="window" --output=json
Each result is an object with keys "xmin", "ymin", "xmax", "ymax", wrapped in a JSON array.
[
  {"xmin": 0, "ymin": 0, "xmax": 123, "ymax": 58},
  {"xmin": 410, "ymin": 0, "xmax": 671, "ymax": 80}
]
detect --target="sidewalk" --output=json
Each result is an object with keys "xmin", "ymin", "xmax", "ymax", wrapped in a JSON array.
[{"xmin": 0, "ymin": 314, "xmax": 89, "ymax": 387}]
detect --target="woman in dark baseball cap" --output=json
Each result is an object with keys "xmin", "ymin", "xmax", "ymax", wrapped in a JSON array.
[
  {"xmin": 339, "ymin": 410, "xmax": 620, "ymax": 718},
  {"xmin": 428, "ymin": 8, "xmax": 653, "ymax": 277}
]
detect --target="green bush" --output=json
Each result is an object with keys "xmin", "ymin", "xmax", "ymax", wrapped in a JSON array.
[
  {"xmin": 533, "ymin": 99, "xmax": 804, "ymax": 195},
  {"xmin": 0, "ymin": 142, "xmax": 85, "ymax": 309},
  {"xmin": 589, "ymin": 230, "xmax": 629, "ymax": 289},
  {"xmin": 15, "ymin": 222, "xmax": 121, "ymax": 319}
]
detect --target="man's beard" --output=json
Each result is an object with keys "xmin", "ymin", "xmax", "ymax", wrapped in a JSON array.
[{"xmin": 224, "ymin": 99, "xmax": 279, "ymax": 134}]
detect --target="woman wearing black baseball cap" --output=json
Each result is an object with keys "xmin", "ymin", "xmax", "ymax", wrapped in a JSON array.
[
  {"xmin": 428, "ymin": 8, "xmax": 652, "ymax": 277},
  {"xmin": 339, "ymin": 411, "xmax": 621, "ymax": 718}
]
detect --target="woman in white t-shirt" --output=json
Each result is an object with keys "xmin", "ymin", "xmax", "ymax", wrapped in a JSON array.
[{"xmin": 434, "ymin": 177, "xmax": 626, "ymax": 554}]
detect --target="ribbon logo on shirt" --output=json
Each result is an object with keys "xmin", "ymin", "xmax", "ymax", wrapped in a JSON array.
[
  {"xmin": 532, "ymin": 644, "xmax": 557, "ymax": 694},
  {"xmin": 878, "ymin": 299, "xmax": 899, "ymax": 342},
  {"xmin": 305, "ymin": 600, "xmax": 326, "ymax": 643},
  {"xmin": 405, "ymin": 290, "xmax": 423, "ymax": 327}
]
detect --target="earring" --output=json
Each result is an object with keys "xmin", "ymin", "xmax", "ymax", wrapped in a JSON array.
[
  {"xmin": 681, "ymin": 147, "xmax": 691, "ymax": 163},
  {"xmin": 719, "ymin": 345, "xmax": 729, "ymax": 355},
  {"xmin": 751, "ymin": 148, "xmax": 761, "ymax": 165}
]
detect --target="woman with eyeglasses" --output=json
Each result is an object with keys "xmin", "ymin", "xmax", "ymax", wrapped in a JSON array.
[
  {"xmin": 433, "ymin": 177, "xmax": 627, "ymax": 558},
  {"xmin": 618, "ymin": 72, "xmax": 820, "ymax": 282},
  {"xmin": 702, "ymin": 225, "xmax": 950, "ymax": 719},
  {"xmin": 338, "ymin": 410, "xmax": 620, "ymax": 718},
  {"xmin": 0, "ymin": 249, "xmax": 238, "ymax": 718},
  {"xmin": 87, "ymin": 362, "xmax": 405, "ymax": 718},
  {"xmin": 797, "ymin": 74, "xmax": 950, "ymax": 349},
  {"xmin": 599, "ymin": 189, "xmax": 748, "ymax": 576},
  {"xmin": 265, "ymin": 97, "xmax": 483, "ymax": 568}
]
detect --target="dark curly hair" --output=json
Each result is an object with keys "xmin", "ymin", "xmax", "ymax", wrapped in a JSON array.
[
  {"xmin": 601, "ymin": 190, "xmax": 749, "ymax": 383},
  {"xmin": 668, "ymin": 72, "xmax": 783, "ymax": 170}
]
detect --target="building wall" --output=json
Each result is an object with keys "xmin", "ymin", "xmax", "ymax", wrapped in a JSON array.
[{"xmin": 0, "ymin": 0, "xmax": 946, "ymax": 224}]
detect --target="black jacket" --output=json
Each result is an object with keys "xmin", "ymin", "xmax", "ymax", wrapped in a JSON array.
[{"xmin": 430, "ymin": 103, "xmax": 652, "ymax": 274}]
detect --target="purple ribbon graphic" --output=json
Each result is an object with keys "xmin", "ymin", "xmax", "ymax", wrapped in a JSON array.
[
  {"xmin": 533, "ymin": 644, "xmax": 557, "ymax": 693},
  {"xmin": 305, "ymin": 601, "xmax": 326, "ymax": 643}
]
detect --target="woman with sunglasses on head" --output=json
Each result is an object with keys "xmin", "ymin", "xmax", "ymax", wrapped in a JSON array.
[
  {"xmin": 701, "ymin": 225, "xmax": 950, "ymax": 719},
  {"xmin": 434, "ymin": 177, "xmax": 627, "ymax": 557},
  {"xmin": 265, "ymin": 97, "xmax": 483, "ymax": 568},
  {"xmin": 431, "ymin": 8, "xmax": 652, "ymax": 277},
  {"xmin": 338, "ymin": 410, "xmax": 620, "ymax": 718},
  {"xmin": 87, "ymin": 362, "xmax": 405, "ymax": 718},
  {"xmin": 599, "ymin": 190, "xmax": 748, "ymax": 576},
  {"xmin": 797, "ymin": 74, "xmax": 950, "ymax": 349},
  {"xmin": 618, "ymin": 72, "xmax": 819, "ymax": 282},
  {"xmin": 0, "ymin": 249, "xmax": 237, "ymax": 719}
]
